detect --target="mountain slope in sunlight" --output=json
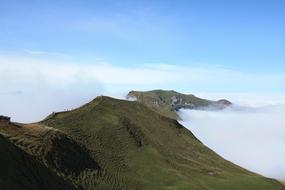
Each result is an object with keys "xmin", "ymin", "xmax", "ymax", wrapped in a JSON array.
[
  {"xmin": 127, "ymin": 90, "xmax": 232, "ymax": 119},
  {"xmin": 42, "ymin": 96, "xmax": 283, "ymax": 190},
  {"xmin": 0, "ymin": 96, "xmax": 284, "ymax": 190}
]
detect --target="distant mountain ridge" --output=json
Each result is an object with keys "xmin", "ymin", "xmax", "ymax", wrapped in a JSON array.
[
  {"xmin": 0, "ymin": 93, "xmax": 284, "ymax": 190},
  {"xmin": 127, "ymin": 90, "xmax": 232, "ymax": 119}
]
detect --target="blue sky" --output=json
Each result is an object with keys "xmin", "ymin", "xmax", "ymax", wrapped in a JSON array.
[
  {"xmin": 1, "ymin": 0, "xmax": 284, "ymax": 71},
  {"xmin": 0, "ymin": 0, "xmax": 285, "ymax": 100}
]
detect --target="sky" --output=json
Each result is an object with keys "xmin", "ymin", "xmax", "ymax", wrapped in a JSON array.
[
  {"xmin": 0, "ymin": 0, "xmax": 284, "ymax": 115},
  {"xmin": 1, "ymin": 0, "xmax": 285, "ymax": 80}
]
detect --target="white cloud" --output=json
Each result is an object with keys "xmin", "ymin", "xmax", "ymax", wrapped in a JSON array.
[
  {"xmin": 143, "ymin": 63, "xmax": 179, "ymax": 71},
  {"xmin": 70, "ymin": 8, "xmax": 169, "ymax": 42},
  {"xmin": 24, "ymin": 50, "xmax": 50, "ymax": 55},
  {"xmin": 24, "ymin": 49, "xmax": 72, "ymax": 59},
  {"xmin": 0, "ymin": 54, "xmax": 285, "ymax": 122},
  {"xmin": 1, "ymin": 54, "xmax": 285, "ymax": 89},
  {"xmin": 1, "ymin": 54, "xmax": 285, "ymax": 180},
  {"xmin": 193, "ymin": 93, "xmax": 285, "ymax": 107},
  {"xmin": 178, "ymin": 99, "xmax": 285, "ymax": 180}
]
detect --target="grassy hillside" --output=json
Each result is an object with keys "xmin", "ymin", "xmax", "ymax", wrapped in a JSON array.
[
  {"xmin": 39, "ymin": 96, "xmax": 283, "ymax": 190},
  {"xmin": 127, "ymin": 90, "xmax": 232, "ymax": 119},
  {"xmin": 0, "ymin": 96, "xmax": 284, "ymax": 190},
  {"xmin": 0, "ymin": 131, "xmax": 77, "ymax": 190}
]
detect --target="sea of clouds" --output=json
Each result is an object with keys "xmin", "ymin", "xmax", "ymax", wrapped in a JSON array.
[
  {"xmin": 1, "ymin": 56, "xmax": 285, "ymax": 180},
  {"xmin": 178, "ymin": 94, "xmax": 285, "ymax": 180}
]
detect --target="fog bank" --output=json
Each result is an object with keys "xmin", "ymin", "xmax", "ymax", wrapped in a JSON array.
[{"xmin": 179, "ymin": 103, "xmax": 285, "ymax": 179}]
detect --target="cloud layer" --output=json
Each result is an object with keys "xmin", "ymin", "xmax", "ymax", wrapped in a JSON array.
[
  {"xmin": 179, "ymin": 100, "xmax": 285, "ymax": 179},
  {"xmin": 1, "ymin": 54, "xmax": 285, "ymax": 180},
  {"xmin": 1, "ymin": 53, "xmax": 285, "ymax": 123}
]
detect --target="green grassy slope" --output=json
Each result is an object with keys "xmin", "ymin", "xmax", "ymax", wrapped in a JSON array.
[
  {"xmin": 0, "ymin": 121, "xmax": 103, "ymax": 190},
  {"xmin": 127, "ymin": 90, "xmax": 232, "ymax": 119},
  {"xmin": 0, "ymin": 132, "xmax": 77, "ymax": 190},
  {"xmin": 36, "ymin": 96, "xmax": 283, "ymax": 190}
]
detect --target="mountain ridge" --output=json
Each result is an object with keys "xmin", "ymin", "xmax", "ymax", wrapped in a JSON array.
[
  {"xmin": 0, "ymin": 94, "xmax": 284, "ymax": 190},
  {"xmin": 127, "ymin": 90, "xmax": 232, "ymax": 119}
]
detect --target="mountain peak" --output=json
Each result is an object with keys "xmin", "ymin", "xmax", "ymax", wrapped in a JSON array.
[
  {"xmin": 1, "ymin": 92, "xmax": 284, "ymax": 190},
  {"xmin": 127, "ymin": 90, "xmax": 232, "ymax": 119}
]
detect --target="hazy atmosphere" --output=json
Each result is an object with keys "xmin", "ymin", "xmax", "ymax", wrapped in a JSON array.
[{"xmin": 1, "ymin": 1, "xmax": 285, "ymax": 189}]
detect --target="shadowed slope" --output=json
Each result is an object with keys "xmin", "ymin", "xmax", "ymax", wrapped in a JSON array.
[
  {"xmin": 0, "ymin": 133, "xmax": 77, "ymax": 190},
  {"xmin": 0, "ymin": 121, "xmax": 101, "ymax": 190}
]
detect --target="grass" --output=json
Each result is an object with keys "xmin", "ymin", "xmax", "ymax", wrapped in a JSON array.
[
  {"xmin": 0, "ymin": 95, "xmax": 284, "ymax": 190},
  {"xmin": 127, "ymin": 90, "xmax": 232, "ymax": 119},
  {"xmin": 0, "ymin": 133, "xmax": 77, "ymax": 190}
]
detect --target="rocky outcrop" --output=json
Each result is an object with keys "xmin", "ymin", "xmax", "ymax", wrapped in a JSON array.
[
  {"xmin": 0, "ymin": 116, "xmax": 10, "ymax": 126},
  {"xmin": 127, "ymin": 90, "xmax": 232, "ymax": 119}
]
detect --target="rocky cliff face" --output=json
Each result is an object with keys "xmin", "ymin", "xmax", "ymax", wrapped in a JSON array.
[
  {"xmin": 0, "ymin": 115, "xmax": 10, "ymax": 122},
  {"xmin": 127, "ymin": 90, "xmax": 232, "ymax": 119},
  {"xmin": 0, "ymin": 116, "xmax": 11, "ymax": 127}
]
